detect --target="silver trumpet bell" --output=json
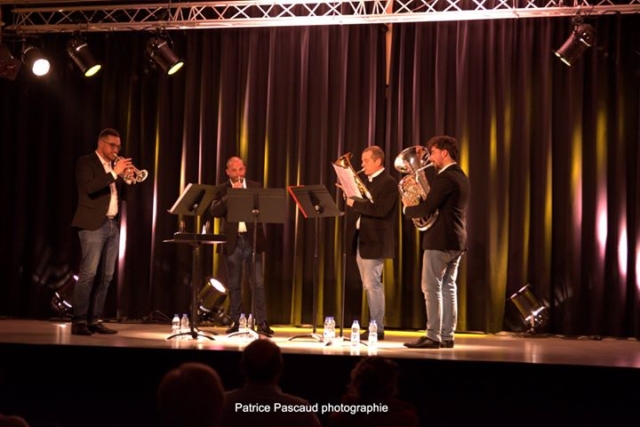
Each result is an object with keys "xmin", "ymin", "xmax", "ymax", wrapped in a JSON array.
[
  {"xmin": 394, "ymin": 146, "xmax": 438, "ymax": 231},
  {"xmin": 115, "ymin": 156, "xmax": 149, "ymax": 183}
]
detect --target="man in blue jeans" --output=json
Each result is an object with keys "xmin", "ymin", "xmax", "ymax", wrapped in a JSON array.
[
  {"xmin": 403, "ymin": 135, "xmax": 470, "ymax": 349},
  {"xmin": 71, "ymin": 128, "xmax": 134, "ymax": 336},
  {"xmin": 209, "ymin": 156, "xmax": 273, "ymax": 336},
  {"xmin": 346, "ymin": 146, "xmax": 398, "ymax": 341}
]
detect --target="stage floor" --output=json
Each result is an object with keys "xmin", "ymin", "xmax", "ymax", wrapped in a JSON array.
[
  {"xmin": 0, "ymin": 318, "xmax": 639, "ymax": 368},
  {"xmin": 2, "ymin": 318, "xmax": 640, "ymax": 427}
]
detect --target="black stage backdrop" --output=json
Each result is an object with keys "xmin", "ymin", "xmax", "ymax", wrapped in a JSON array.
[{"xmin": 1, "ymin": 15, "xmax": 639, "ymax": 338}]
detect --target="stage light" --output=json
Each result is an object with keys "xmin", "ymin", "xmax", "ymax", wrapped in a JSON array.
[
  {"xmin": 197, "ymin": 277, "xmax": 230, "ymax": 325},
  {"xmin": 146, "ymin": 35, "xmax": 184, "ymax": 75},
  {"xmin": 22, "ymin": 45, "xmax": 50, "ymax": 76},
  {"xmin": 554, "ymin": 20, "xmax": 596, "ymax": 67},
  {"xmin": 67, "ymin": 37, "xmax": 102, "ymax": 77},
  {"xmin": 509, "ymin": 284, "xmax": 549, "ymax": 333},
  {"xmin": 51, "ymin": 274, "xmax": 77, "ymax": 318},
  {"xmin": 0, "ymin": 43, "xmax": 22, "ymax": 80}
]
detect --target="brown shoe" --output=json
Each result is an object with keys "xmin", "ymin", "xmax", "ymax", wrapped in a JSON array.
[{"xmin": 88, "ymin": 322, "xmax": 118, "ymax": 334}]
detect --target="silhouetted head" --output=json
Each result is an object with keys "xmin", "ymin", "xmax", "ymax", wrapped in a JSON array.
[
  {"xmin": 157, "ymin": 362, "xmax": 225, "ymax": 427},
  {"xmin": 346, "ymin": 356, "xmax": 399, "ymax": 401},
  {"xmin": 240, "ymin": 338, "xmax": 283, "ymax": 385}
]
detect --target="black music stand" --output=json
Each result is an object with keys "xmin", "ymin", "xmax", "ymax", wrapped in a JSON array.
[
  {"xmin": 288, "ymin": 184, "xmax": 343, "ymax": 342},
  {"xmin": 165, "ymin": 183, "xmax": 227, "ymax": 340},
  {"xmin": 226, "ymin": 187, "xmax": 286, "ymax": 339}
]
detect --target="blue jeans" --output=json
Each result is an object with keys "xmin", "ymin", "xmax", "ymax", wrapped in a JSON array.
[
  {"xmin": 73, "ymin": 218, "xmax": 120, "ymax": 324},
  {"xmin": 356, "ymin": 246, "xmax": 385, "ymax": 332},
  {"xmin": 421, "ymin": 249, "xmax": 463, "ymax": 342},
  {"xmin": 225, "ymin": 234, "xmax": 267, "ymax": 324}
]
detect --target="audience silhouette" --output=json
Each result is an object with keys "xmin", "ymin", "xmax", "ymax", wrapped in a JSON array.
[
  {"xmin": 220, "ymin": 338, "xmax": 321, "ymax": 426},
  {"xmin": 157, "ymin": 362, "xmax": 225, "ymax": 427},
  {"xmin": 0, "ymin": 413, "xmax": 29, "ymax": 427},
  {"xmin": 327, "ymin": 356, "xmax": 419, "ymax": 427}
]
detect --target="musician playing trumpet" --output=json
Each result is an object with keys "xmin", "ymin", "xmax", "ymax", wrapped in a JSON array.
[
  {"xmin": 402, "ymin": 136, "xmax": 470, "ymax": 350},
  {"xmin": 343, "ymin": 146, "xmax": 398, "ymax": 341},
  {"xmin": 70, "ymin": 128, "xmax": 134, "ymax": 335}
]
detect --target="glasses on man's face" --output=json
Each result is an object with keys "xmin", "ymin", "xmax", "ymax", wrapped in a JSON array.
[{"xmin": 101, "ymin": 140, "xmax": 122, "ymax": 151}]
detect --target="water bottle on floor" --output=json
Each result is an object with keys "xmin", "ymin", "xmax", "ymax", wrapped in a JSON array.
[
  {"xmin": 351, "ymin": 320, "xmax": 360, "ymax": 347},
  {"xmin": 323, "ymin": 317, "xmax": 332, "ymax": 344},
  {"xmin": 180, "ymin": 314, "xmax": 190, "ymax": 338},
  {"xmin": 239, "ymin": 313, "xmax": 247, "ymax": 333},
  {"xmin": 247, "ymin": 313, "xmax": 254, "ymax": 331},
  {"xmin": 368, "ymin": 320, "xmax": 378, "ymax": 348},
  {"xmin": 171, "ymin": 314, "xmax": 180, "ymax": 336}
]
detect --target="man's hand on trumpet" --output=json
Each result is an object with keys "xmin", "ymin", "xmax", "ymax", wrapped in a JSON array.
[{"xmin": 113, "ymin": 157, "xmax": 132, "ymax": 177}]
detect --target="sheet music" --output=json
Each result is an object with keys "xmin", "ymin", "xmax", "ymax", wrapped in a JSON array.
[{"xmin": 332, "ymin": 164, "xmax": 370, "ymax": 202}]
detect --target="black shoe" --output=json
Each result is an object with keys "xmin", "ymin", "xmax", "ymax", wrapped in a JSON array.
[
  {"xmin": 225, "ymin": 323, "xmax": 239, "ymax": 334},
  {"xmin": 257, "ymin": 321, "xmax": 274, "ymax": 335},
  {"xmin": 403, "ymin": 336, "xmax": 441, "ymax": 349},
  {"xmin": 361, "ymin": 331, "xmax": 385, "ymax": 341},
  {"xmin": 71, "ymin": 322, "xmax": 93, "ymax": 336},
  {"xmin": 88, "ymin": 322, "xmax": 118, "ymax": 334},
  {"xmin": 442, "ymin": 339, "xmax": 455, "ymax": 348}
]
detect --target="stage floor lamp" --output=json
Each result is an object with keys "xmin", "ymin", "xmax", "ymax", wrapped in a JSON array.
[
  {"xmin": 197, "ymin": 277, "xmax": 231, "ymax": 325},
  {"xmin": 509, "ymin": 284, "xmax": 549, "ymax": 333}
]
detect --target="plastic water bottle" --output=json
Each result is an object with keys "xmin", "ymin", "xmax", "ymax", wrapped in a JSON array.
[
  {"xmin": 180, "ymin": 313, "xmax": 190, "ymax": 338},
  {"xmin": 239, "ymin": 313, "xmax": 247, "ymax": 332},
  {"xmin": 247, "ymin": 313, "xmax": 254, "ymax": 331},
  {"xmin": 171, "ymin": 314, "xmax": 180, "ymax": 336},
  {"xmin": 323, "ymin": 317, "xmax": 332, "ymax": 343},
  {"xmin": 351, "ymin": 320, "xmax": 360, "ymax": 347},
  {"xmin": 368, "ymin": 320, "xmax": 378, "ymax": 348}
]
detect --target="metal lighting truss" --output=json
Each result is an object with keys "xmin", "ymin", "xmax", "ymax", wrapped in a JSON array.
[{"xmin": 2, "ymin": 0, "xmax": 640, "ymax": 33}]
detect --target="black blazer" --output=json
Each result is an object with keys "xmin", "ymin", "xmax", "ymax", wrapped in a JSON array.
[
  {"xmin": 209, "ymin": 180, "xmax": 267, "ymax": 255},
  {"xmin": 349, "ymin": 170, "xmax": 398, "ymax": 259},
  {"xmin": 71, "ymin": 152, "xmax": 124, "ymax": 231},
  {"xmin": 405, "ymin": 163, "xmax": 470, "ymax": 251}
]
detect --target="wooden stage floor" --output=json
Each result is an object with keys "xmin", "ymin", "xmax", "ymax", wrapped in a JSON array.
[
  {"xmin": 1, "ymin": 318, "xmax": 639, "ymax": 427},
  {"xmin": 0, "ymin": 318, "xmax": 639, "ymax": 367}
]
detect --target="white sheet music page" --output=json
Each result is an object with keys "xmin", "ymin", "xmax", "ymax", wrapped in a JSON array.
[{"xmin": 333, "ymin": 164, "xmax": 367, "ymax": 201}]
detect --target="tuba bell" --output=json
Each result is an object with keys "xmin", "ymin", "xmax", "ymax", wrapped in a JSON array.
[
  {"xmin": 394, "ymin": 146, "xmax": 438, "ymax": 231},
  {"xmin": 334, "ymin": 152, "xmax": 373, "ymax": 202}
]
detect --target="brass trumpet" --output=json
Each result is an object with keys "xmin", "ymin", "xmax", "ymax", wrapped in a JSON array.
[{"xmin": 115, "ymin": 156, "xmax": 148, "ymax": 183}]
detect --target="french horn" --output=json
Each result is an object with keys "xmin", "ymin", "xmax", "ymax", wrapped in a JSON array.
[{"xmin": 394, "ymin": 146, "xmax": 438, "ymax": 231}]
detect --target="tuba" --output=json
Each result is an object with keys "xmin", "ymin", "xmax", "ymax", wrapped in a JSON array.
[
  {"xmin": 334, "ymin": 152, "xmax": 373, "ymax": 202},
  {"xmin": 394, "ymin": 146, "xmax": 438, "ymax": 231}
]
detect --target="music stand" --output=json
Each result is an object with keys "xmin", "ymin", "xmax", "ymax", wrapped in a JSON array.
[
  {"xmin": 226, "ymin": 187, "xmax": 286, "ymax": 339},
  {"xmin": 288, "ymin": 184, "xmax": 343, "ymax": 342},
  {"xmin": 165, "ymin": 183, "xmax": 227, "ymax": 340}
]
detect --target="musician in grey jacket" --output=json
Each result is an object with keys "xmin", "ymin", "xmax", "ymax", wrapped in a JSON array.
[
  {"xmin": 403, "ymin": 135, "xmax": 470, "ymax": 349},
  {"xmin": 71, "ymin": 128, "xmax": 133, "ymax": 336}
]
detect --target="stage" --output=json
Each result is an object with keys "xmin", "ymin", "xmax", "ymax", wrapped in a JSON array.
[{"xmin": 1, "ymin": 318, "xmax": 639, "ymax": 426}]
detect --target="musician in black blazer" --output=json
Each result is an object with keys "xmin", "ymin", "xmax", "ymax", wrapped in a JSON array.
[
  {"xmin": 71, "ymin": 128, "xmax": 133, "ymax": 336},
  {"xmin": 346, "ymin": 146, "xmax": 399, "ymax": 340},
  {"xmin": 403, "ymin": 135, "xmax": 470, "ymax": 349},
  {"xmin": 209, "ymin": 156, "xmax": 273, "ymax": 336}
]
